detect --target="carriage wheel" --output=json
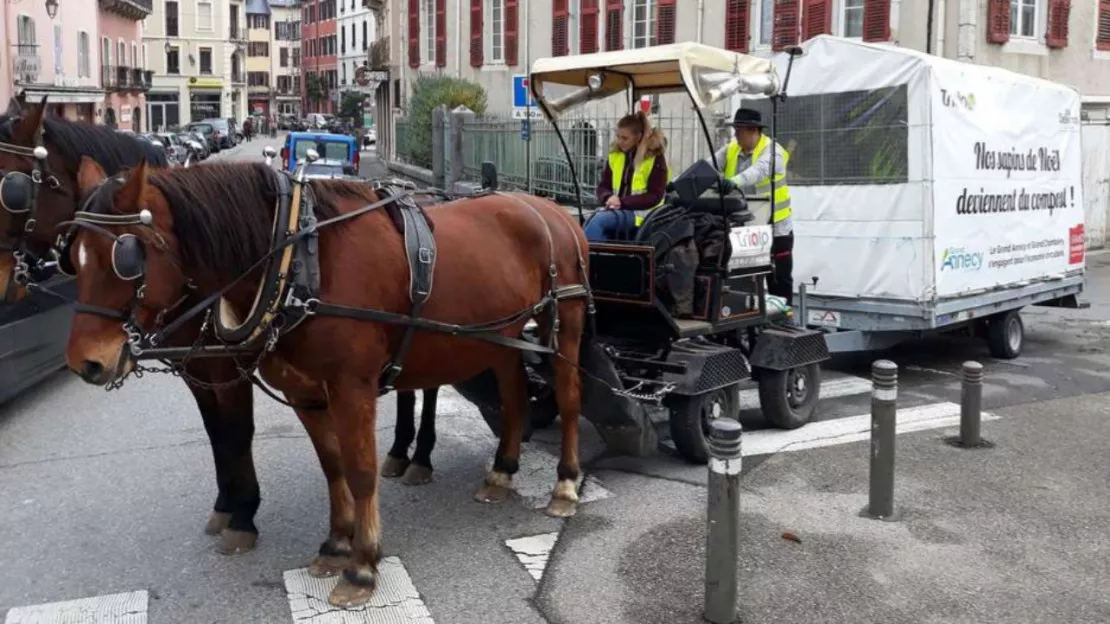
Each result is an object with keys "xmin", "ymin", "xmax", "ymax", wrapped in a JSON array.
[
  {"xmin": 757, "ymin": 363, "xmax": 821, "ymax": 430},
  {"xmin": 666, "ymin": 384, "xmax": 741, "ymax": 465}
]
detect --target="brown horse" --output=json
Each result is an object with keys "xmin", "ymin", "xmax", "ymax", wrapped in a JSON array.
[
  {"xmin": 65, "ymin": 158, "xmax": 589, "ymax": 607},
  {"xmin": 0, "ymin": 96, "xmax": 442, "ymax": 555}
]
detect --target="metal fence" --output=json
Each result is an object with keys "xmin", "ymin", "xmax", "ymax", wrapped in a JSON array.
[{"xmin": 393, "ymin": 117, "xmax": 412, "ymax": 165}]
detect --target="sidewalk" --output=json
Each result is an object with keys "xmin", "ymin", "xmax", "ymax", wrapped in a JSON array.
[{"xmin": 540, "ymin": 392, "xmax": 1110, "ymax": 624}]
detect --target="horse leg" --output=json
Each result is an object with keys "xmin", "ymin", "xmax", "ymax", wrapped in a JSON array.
[
  {"xmin": 401, "ymin": 387, "xmax": 438, "ymax": 486},
  {"xmin": 186, "ymin": 371, "xmax": 261, "ymax": 554},
  {"xmin": 474, "ymin": 356, "xmax": 527, "ymax": 504},
  {"xmin": 382, "ymin": 391, "xmax": 415, "ymax": 478},
  {"xmin": 293, "ymin": 404, "xmax": 357, "ymax": 579},
  {"xmin": 547, "ymin": 301, "xmax": 587, "ymax": 518},
  {"xmin": 327, "ymin": 376, "xmax": 384, "ymax": 608}
]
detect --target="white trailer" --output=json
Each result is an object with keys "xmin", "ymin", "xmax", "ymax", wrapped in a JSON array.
[{"xmin": 746, "ymin": 36, "xmax": 1086, "ymax": 358}]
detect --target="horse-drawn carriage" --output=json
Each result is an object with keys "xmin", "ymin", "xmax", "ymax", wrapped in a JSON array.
[{"xmin": 452, "ymin": 43, "xmax": 830, "ymax": 463}]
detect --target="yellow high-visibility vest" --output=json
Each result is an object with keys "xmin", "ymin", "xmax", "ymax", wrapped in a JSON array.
[
  {"xmin": 724, "ymin": 136, "xmax": 792, "ymax": 225},
  {"xmin": 608, "ymin": 152, "xmax": 672, "ymax": 226}
]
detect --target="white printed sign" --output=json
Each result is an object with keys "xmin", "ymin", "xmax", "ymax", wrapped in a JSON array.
[
  {"xmin": 931, "ymin": 72, "xmax": 1085, "ymax": 297},
  {"xmin": 728, "ymin": 225, "xmax": 773, "ymax": 270}
]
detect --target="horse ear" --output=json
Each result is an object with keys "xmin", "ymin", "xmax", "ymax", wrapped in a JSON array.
[
  {"xmin": 116, "ymin": 159, "xmax": 149, "ymax": 210},
  {"xmin": 76, "ymin": 157, "xmax": 107, "ymax": 197},
  {"xmin": 13, "ymin": 97, "xmax": 46, "ymax": 144}
]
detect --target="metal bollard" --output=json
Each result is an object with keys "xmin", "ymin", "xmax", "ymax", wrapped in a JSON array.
[
  {"xmin": 861, "ymin": 359, "xmax": 900, "ymax": 522},
  {"xmin": 946, "ymin": 361, "xmax": 993, "ymax": 449},
  {"xmin": 704, "ymin": 418, "xmax": 743, "ymax": 624}
]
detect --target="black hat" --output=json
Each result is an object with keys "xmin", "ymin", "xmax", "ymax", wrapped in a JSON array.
[{"xmin": 731, "ymin": 108, "xmax": 766, "ymax": 128}]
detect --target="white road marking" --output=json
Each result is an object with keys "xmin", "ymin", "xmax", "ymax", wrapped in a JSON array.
[
  {"xmin": 4, "ymin": 590, "xmax": 148, "ymax": 624},
  {"xmin": 742, "ymin": 402, "xmax": 998, "ymax": 457},
  {"xmin": 737, "ymin": 375, "xmax": 872, "ymax": 410},
  {"xmin": 505, "ymin": 532, "xmax": 560, "ymax": 582},
  {"xmin": 284, "ymin": 557, "xmax": 434, "ymax": 623}
]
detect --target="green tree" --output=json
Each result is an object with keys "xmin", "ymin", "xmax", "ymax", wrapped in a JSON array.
[
  {"xmin": 339, "ymin": 90, "xmax": 365, "ymax": 124},
  {"xmin": 406, "ymin": 75, "xmax": 488, "ymax": 169},
  {"xmin": 305, "ymin": 73, "xmax": 327, "ymax": 109}
]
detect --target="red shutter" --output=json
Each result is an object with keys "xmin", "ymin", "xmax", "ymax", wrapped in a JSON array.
[
  {"xmin": 862, "ymin": 0, "xmax": 891, "ymax": 42},
  {"xmin": 470, "ymin": 0, "xmax": 483, "ymax": 67},
  {"xmin": 657, "ymin": 0, "xmax": 677, "ymax": 45},
  {"xmin": 1099, "ymin": 0, "xmax": 1110, "ymax": 51},
  {"xmin": 724, "ymin": 0, "xmax": 750, "ymax": 53},
  {"xmin": 435, "ymin": 0, "xmax": 447, "ymax": 67},
  {"xmin": 987, "ymin": 0, "xmax": 1011, "ymax": 44},
  {"xmin": 605, "ymin": 0, "xmax": 623, "ymax": 51},
  {"xmin": 506, "ymin": 0, "xmax": 519, "ymax": 66},
  {"xmin": 553, "ymin": 0, "xmax": 570, "ymax": 56},
  {"xmin": 772, "ymin": 0, "xmax": 800, "ymax": 50},
  {"xmin": 581, "ymin": 0, "xmax": 600, "ymax": 53},
  {"xmin": 408, "ymin": 0, "xmax": 420, "ymax": 68},
  {"xmin": 1044, "ymin": 0, "xmax": 1070, "ymax": 48},
  {"xmin": 801, "ymin": 0, "xmax": 831, "ymax": 41}
]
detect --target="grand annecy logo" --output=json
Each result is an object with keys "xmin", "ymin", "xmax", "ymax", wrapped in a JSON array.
[{"xmin": 940, "ymin": 247, "xmax": 983, "ymax": 271}]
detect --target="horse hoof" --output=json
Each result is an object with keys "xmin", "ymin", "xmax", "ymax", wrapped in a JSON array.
[
  {"xmin": 381, "ymin": 455, "xmax": 410, "ymax": 478},
  {"xmin": 328, "ymin": 578, "xmax": 376, "ymax": 608},
  {"xmin": 215, "ymin": 529, "xmax": 258, "ymax": 555},
  {"xmin": 546, "ymin": 498, "xmax": 579, "ymax": 518},
  {"xmin": 474, "ymin": 483, "xmax": 512, "ymax": 504},
  {"xmin": 204, "ymin": 511, "xmax": 231, "ymax": 535},
  {"xmin": 308, "ymin": 554, "xmax": 350, "ymax": 578},
  {"xmin": 401, "ymin": 464, "xmax": 433, "ymax": 486}
]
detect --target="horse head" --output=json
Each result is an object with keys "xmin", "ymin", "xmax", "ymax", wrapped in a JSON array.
[{"xmin": 65, "ymin": 158, "xmax": 187, "ymax": 386}]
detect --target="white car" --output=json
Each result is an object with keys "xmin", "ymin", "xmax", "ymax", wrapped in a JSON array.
[{"xmin": 303, "ymin": 158, "xmax": 358, "ymax": 179}]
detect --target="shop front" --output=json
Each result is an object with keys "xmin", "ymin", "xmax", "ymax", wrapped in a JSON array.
[
  {"xmin": 104, "ymin": 92, "xmax": 147, "ymax": 132},
  {"xmin": 146, "ymin": 91, "xmax": 181, "ymax": 132},
  {"xmin": 249, "ymin": 98, "xmax": 270, "ymax": 117},
  {"xmin": 187, "ymin": 78, "xmax": 225, "ymax": 123},
  {"xmin": 20, "ymin": 87, "xmax": 102, "ymax": 123}
]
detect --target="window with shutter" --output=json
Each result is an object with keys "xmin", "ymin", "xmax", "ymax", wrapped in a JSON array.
[
  {"xmin": 801, "ymin": 0, "xmax": 831, "ymax": 41},
  {"xmin": 861, "ymin": 0, "xmax": 891, "ymax": 41},
  {"xmin": 772, "ymin": 0, "xmax": 800, "ymax": 50},
  {"xmin": 408, "ymin": 0, "xmax": 420, "ymax": 68},
  {"xmin": 605, "ymin": 0, "xmax": 623, "ymax": 51},
  {"xmin": 657, "ymin": 0, "xmax": 677, "ymax": 45},
  {"xmin": 506, "ymin": 0, "xmax": 519, "ymax": 65},
  {"xmin": 435, "ymin": 0, "xmax": 446, "ymax": 67},
  {"xmin": 1044, "ymin": 0, "xmax": 1069, "ymax": 48},
  {"xmin": 470, "ymin": 0, "xmax": 483, "ymax": 67},
  {"xmin": 987, "ymin": 0, "xmax": 1011, "ymax": 43},
  {"xmin": 553, "ymin": 0, "xmax": 570, "ymax": 56},
  {"xmin": 582, "ymin": 0, "xmax": 600, "ymax": 53},
  {"xmin": 1099, "ymin": 0, "xmax": 1110, "ymax": 50},
  {"xmin": 725, "ymin": 0, "xmax": 750, "ymax": 52}
]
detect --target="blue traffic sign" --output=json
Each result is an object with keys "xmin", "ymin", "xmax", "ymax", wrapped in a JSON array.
[{"xmin": 513, "ymin": 75, "xmax": 536, "ymax": 109}]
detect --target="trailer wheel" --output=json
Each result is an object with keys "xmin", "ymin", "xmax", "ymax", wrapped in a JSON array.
[
  {"xmin": 987, "ymin": 310, "xmax": 1023, "ymax": 359},
  {"xmin": 667, "ymin": 385, "xmax": 740, "ymax": 464},
  {"xmin": 757, "ymin": 363, "xmax": 821, "ymax": 429}
]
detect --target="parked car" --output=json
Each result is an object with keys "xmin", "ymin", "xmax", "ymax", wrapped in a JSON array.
[
  {"xmin": 0, "ymin": 274, "xmax": 76, "ymax": 405},
  {"xmin": 198, "ymin": 118, "xmax": 235, "ymax": 149},
  {"xmin": 185, "ymin": 122, "xmax": 221, "ymax": 153},
  {"xmin": 302, "ymin": 158, "xmax": 359, "ymax": 179},
  {"xmin": 280, "ymin": 131, "xmax": 360, "ymax": 175},
  {"xmin": 178, "ymin": 132, "xmax": 209, "ymax": 160}
]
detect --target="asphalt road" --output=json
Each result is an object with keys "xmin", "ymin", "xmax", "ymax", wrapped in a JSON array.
[{"xmin": 2, "ymin": 138, "xmax": 1108, "ymax": 623}]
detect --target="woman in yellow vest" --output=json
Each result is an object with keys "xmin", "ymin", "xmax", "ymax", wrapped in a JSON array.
[{"xmin": 585, "ymin": 111, "xmax": 669, "ymax": 241}]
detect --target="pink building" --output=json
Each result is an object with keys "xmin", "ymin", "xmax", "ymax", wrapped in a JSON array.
[
  {"xmin": 98, "ymin": 0, "xmax": 153, "ymax": 130},
  {"xmin": 6, "ymin": 0, "xmax": 104, "ymax": 122}
]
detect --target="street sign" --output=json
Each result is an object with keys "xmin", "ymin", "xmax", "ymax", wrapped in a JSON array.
[
  {"xmin": 512, "ymin": 74, "xmax": 536, "ymax": 108},
  {"xmin": 511, "ymin": 108, "xmax": 543, "ymax": 120},
  {"xmin": 520, "ymin": 118, "xmax": 531, "ymax": 141}
]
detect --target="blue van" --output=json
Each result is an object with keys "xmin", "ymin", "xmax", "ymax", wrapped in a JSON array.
[{"xmin": 280, "ymin": 131, "xmax": 360, "ymax": 174}]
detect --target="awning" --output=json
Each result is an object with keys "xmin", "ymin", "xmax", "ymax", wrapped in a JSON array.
[{"xmin": 18, "ymin": 86, "xmax": 104, "ymax": 105}]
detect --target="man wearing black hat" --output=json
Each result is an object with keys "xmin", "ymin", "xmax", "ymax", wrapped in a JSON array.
[{"xmin": 713, "ymin": 107, "xmax": 794, "ymax": 305}]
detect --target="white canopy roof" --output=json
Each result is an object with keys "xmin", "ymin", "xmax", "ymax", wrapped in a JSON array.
[{"xmin": 529, "ymin": 42, "xmax": 779, "ymax": 119}]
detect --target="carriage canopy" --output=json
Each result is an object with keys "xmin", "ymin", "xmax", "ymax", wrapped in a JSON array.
[{"xmin": 529, "ymin": 42, "xmax": 781, "ymax": 120}]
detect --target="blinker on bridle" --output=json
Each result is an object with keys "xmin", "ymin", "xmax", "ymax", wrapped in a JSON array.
[{"xmin": 0, "ymin": 137, "xmax": 64, "ymax": 292}]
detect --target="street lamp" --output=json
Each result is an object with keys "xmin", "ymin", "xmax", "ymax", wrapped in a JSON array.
[
  {"xmin": 164, "ymin": 41, "xmax": 171, "ymax": 54},
  {"xmin": 44, "ymin": 0, "xmax": 58, "ymax": 19}
]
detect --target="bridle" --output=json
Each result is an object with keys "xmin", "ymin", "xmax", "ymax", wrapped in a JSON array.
[{"xmin": 0, "ymin": 121, "xmax": 64, "ymax": 298}]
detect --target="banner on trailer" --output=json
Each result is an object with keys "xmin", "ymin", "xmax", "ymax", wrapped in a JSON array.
[{"xmin": 931, "ymin": 71, "xmax": 1085, "ymax": 298}]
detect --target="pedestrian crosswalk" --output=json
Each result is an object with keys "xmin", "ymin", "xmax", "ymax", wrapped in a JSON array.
[{"xmin": 3, "ymin": 368, "xmax": 986, "ymax": 624}]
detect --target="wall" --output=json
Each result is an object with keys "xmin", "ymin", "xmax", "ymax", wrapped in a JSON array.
[
  {"xmin": 100, "ymin": 10, "xmax": 146, "ymax": 131},
  {"xmin": 338, "ymin": 2, "xmax": 374, "ymax": 87}
]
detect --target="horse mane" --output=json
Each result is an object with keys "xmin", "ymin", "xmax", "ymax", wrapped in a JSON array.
[
  {"xmin": 134, "ymin": 163, "xmax": 366, "ymax": 277},
  {"xmin": 0, "ymin": 114, "xmax": 169, "ymax": 174}
]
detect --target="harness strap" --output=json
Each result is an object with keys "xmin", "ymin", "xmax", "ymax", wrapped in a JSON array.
[{"xmin": 249, "ymin": 374, "xmax": 328, "ymax": 411}]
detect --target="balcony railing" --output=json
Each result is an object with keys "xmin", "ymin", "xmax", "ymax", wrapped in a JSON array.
[
  {"xmin": 368, "ymin": 36, "xmax": 389, "ymax": 70},
  {"xmin": 229, "ymin": 27, "xmax": 247, "ymax": 41},
  {"xmin": 231, "ymin": 72, "xmax": 246, "ymax": 85},
  {"xmin": 12, "ymin": 44, "xmax": 41, "ymax": 85},
  {"xmin": 101, "ymin": 64, "xmax": 131, "ymax": 90},
  {"xmin": 248, "ymin": 85, "xmax": 272, "ymax": 94},
  {"xmin": 131, "ymin": 68, "xmax": 152, "ymax": 91},
  {"xmin": 97, "ymin": 0, "xmax": 153, "ymax": 20}
]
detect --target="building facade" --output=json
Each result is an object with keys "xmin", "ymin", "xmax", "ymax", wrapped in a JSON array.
[
  {"xmin": 302, "ymin": 0, "xmax": 338, "ymax": 114},
  {"xmin": 7, "ymin": 0, "xmax": 105, "ymax": 122},
  {"xmin": 143, "ymin": 0, "xmax": 249, "ymax": 130},
  {"xmin": 338, "ymin": 0, "xmax": 374, "ymax": 89},
  {"xmin": 271, "ymin": 0, "xmax": 303, "ymax": 117},
  {"xmin": 99, "ymin": 0, "xmax": 154, "ymax": 131},
  {"xmin": 246, "ymin": 0, "xmax": 273, "ymax": 117}
]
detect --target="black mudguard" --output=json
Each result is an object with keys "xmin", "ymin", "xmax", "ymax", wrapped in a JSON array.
[{"xmin": 749, "ymin": 323, "xmax": 831, "ymax": 371}]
